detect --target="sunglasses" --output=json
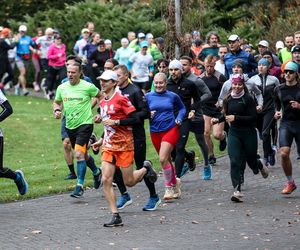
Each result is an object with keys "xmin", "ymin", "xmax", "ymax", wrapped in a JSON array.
[{"xmin": 284, "ymin": 70, "xmax": 296, "ymax": 74}]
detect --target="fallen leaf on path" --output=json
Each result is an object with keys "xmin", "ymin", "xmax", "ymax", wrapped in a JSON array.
[
  {"xmin": 192, "ymin": 220, "xmax": 199, "ymax": 224},
  {"xmin": 31, "ymin": 230, "xmax": 42, "ymax": 234}
]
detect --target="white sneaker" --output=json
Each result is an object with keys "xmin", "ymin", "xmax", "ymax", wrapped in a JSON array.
[
  {"xmin": 22, "ymin": 88, "xmax": 29, "ymax": 96},
  {"xmin": 173, "ymin": 178, "xmax": 182, "ymax": 199},
  {"xmin": 163, "ymin": 187, "xmax": 175, "ymax": 201},
  {"xmin": 33, "ymin": 82, "xmax": 40, "ymax": 92},
  {"xmin": 231, "ymin": 191, "xmax": 244, "ymax": 202}
]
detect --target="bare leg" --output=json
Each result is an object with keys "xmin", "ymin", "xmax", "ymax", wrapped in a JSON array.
[{"xmin": 102, "ymin": 161, "xmax": 117, "ymax": 213}]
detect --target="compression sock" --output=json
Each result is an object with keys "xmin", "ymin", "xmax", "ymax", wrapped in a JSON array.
[
  {"xmin": 86, "ymin": 155, "xmax": 99, "ymax": 175},
  {"xmin": 77, "ymin": 160, "xmax": 87, "ymax": 186},
  {"xmin": 162, "ymin": 162, "xmax": 177, "ymax": 187}
]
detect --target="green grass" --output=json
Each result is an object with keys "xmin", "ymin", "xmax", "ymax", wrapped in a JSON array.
[{"xmin": 1, "ymin": 95, "xmax": 225, "ymax": 202}]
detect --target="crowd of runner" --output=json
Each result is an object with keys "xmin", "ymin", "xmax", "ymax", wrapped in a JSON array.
[{"xmin": 1, "ymin": 22, "xmax": 300, "ymax": 227}]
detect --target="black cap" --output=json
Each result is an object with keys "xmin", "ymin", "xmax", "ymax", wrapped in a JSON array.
[{"xmin": 291, "ymin": 45, "xmax": 300, "ymax": 53}]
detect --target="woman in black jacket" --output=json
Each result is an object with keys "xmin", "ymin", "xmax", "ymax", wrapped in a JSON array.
[{"xmin": 212, "ymin": 74, "xmax": 269, "ymax": 202}]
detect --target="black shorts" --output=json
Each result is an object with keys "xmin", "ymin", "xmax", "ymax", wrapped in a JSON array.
[
  {"xmin": 202, "ymin": 105, "xmax": 221, "ymax": 118},
  {"xmin": 279, "ymin": 120, "xmax": 300, "ymax": 148},
  {"xmin": 132, "ymin": 81, "xmax": 149, "ymax": 91},
  {"xmin": 190, "ymin": 117, "xmax": 204, "ymax": 134},
  {"xmin": 66, "ymin": 124, "xmax": 93, "ymax": 149},
  {"xmin": 61, "ymin": 116, "xmax": 69, "ymax": 141}
]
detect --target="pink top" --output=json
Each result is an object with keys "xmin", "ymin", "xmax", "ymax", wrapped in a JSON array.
[{"xmin": 47, "ymin": 43, "xmax": 66, "ymax": 67}]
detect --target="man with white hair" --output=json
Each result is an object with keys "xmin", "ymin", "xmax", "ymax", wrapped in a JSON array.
[
  {"xmin": 167, "ymin": 59, "xmax": 201, "ymax": 178},
  {"xmin": 36, "ymin": 27, "xmax": 54, "ymax": 78}
]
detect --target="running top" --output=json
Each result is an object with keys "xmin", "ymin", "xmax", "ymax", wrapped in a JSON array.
[
  {"xmin": 145, "ymin": 90, "xmax": 186, "ymax": 133},
  {"xmin": 274, "ymin": 82, "xmax": 300, "ymax": 121},
  {"xmin": 55, "ymin": 79, "xmax": 99, "ymax": 129},
  {"xmin": 16, "ymin": 35, "xmax": 34, "ymax": 59},
  {"xmin": 99, "ymin": 91, "xmax": 136, "ymax": 151},
  {"xmin": 219, "ymin": 93, "xmax": 257, "ymax": 128}
]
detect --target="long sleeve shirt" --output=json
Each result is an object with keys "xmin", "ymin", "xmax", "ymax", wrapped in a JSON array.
[{"xmin": 145, "ymin": 90, "xmax": 186, "ymax": 133}]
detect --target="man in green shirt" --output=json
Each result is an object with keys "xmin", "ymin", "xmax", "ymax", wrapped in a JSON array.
[{"xmin": 53, "ymin": 63, "xmax": 102, "ymax": 197}]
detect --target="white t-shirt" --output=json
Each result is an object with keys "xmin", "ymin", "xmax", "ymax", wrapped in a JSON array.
[
  {"xmin": 129, "ymin": 52, "xmax": 153, "ymax": 82},
  {"xmin": 215, "ymin": 60, "xmax": 225, "ymax": 76}
]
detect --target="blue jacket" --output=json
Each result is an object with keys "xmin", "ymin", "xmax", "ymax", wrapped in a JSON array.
[{"xmin": 224, "ymin": 49, "xmax": 257, "ymax": 79}]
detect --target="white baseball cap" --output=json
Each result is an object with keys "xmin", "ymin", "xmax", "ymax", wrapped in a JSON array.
[
  {"xmin": 275, "ymin": 41, "xmax": 284, "ymax": 50},
  {"xmin": 97, "ymin": 70, "xmax": 118, "ymax": 81},
  {"xmin": 227, "ymin": 34, "xmax": 240, "ymax": 42},
  {"xmin": 19, "ymin": 25, "xmax": 27, "ymax": 32},
  {"xmin": 258, "ymin": 40, "xmax": 269, "ymax": 48}
]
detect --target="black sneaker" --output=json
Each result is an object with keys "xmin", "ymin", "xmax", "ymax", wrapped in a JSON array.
[
  {"xmin": 103, "ymin": 213, "xmax": 123, "ymax": 227},
  {"xmin": 187, "ymin": 150, "xmax": 196, "ymax": 171},
  {"xmin": 93, "ymin": 168, "xmax": 102, "ymax": 189},
  {"xmin": 70, "ymin": 185, "xmax": 84, "ymax": 198},
  {"xmin": 89, "ymin": 133, "xmax": 99, "ymax": 155},
  {"xmin": 143, "ymin": 160, "xmax": 157, "ymax": 183},
  {"xmin": 208, "ymin": 155, "xmax": 216, "ymax": 165},
  {"xmin": 64, "ymin": 172, "xmax": 77, "ymax": 180},
  {"xmin": 219, "ymin": 137, "xmax": 227, "ymax": 151}
]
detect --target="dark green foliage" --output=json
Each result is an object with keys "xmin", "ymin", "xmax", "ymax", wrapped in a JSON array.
[{"xmin": 7, "ymin": 1, "xmax": 164, "ymax": 53}]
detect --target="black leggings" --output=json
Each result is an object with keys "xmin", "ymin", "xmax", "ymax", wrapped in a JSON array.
[
  {"xmin": 46, "ymin": 66, "xmax": 66, "ymax": 92},
  {"xmin": 175, "ymin": 119, "xmax": 190, "ymax": 176},
  {"xmin": 0, "ymin": 134, "xmax": 16, "ymax": 179},
  {"xmin": 257, "ymin": 111, "xmax": 275, "ymax": 158},
  {"xmin": 114, "ymin": 139, "xmax": 157, "ymax": 197}
]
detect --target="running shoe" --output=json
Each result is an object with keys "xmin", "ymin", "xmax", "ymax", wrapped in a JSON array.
[
  {"xmin": 64, "ymin": 172, "xmax": 77, "ymax": 180},
  {"xmin": 23, "ymin": 88, "xmax": 29, "ymax": 96},
  {"xmin": 281, "ymin": 181, "xmax": 297, "ymax": 195},
  {"xmin": 173, "ymin": 177, "xmax": 182, "ymax": 199},
  {"xmin": 203, "ymin": 165, "xmax": 212, "ymax": 180},
  {"xmin": 259, "ymin": 165, "xmax": 269, "ymax": 179},
  {"xmin": 297, "ymin": 155, "xmax": 300, "ymax": 160},
  {"xmin": 144, "ymin": 160, "xmax": 157, "ymax": 183},
  {"xmin": 231, "ymin": 191, "xmax": 244, "ymax": 202},
  {"xmin": 14, "ymin": 170, "xmax": 28, "ymax": 195},
  {"xmin": 187, "ymin": 150, "xmax": 196, "ymax": 171},
  {"xmin": 143, "ymin": 196, "xmax": 161, "ymax": 211},
  {"xmin": 180, "ymin": 162, "xmax": 189, "ymax": 177},
  {"xmin": 163, "ymin": 187, "xmax": 175, "ymax": 201},
  {"xmin": 93, "ymin": 168, "xmax": 102, "ymax": 189},
  {"xmin": 70, "ymin": 185, "xmax": 84, "ymax": 198},
  {"xmin": 33, "ymin": 82, "xmax": 40, "ymax": 92},
  {"xmin": 268, "ymin": 150, "xmax": 276, "ymax": 166},
  {"xmin": 263, "ymin": 157, "xmax": 269, "ymax": 167},
  {"xmin": 104, "ymin": 213, "xmax": 123, "ymax": 227},
  {"xmin": 208, "ymin": 155, "xmax": 216, "ymax": 165},
  {"xmin": 89, "ymin": 133, "xmax": 99, "ymax": 155},
  {"xmin": 219, "ymin": 136, "xmax": 227, "ymax": 151},
  {"xmin": 117, "ymin": 193, "xmax": 133, "ymax": 209},
  {"xmin": 14, "ymin": 84, "xmax": 20, "ymax": 96}
]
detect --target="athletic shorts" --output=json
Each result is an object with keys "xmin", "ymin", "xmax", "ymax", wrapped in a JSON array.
[
  {"xmin": 102, "ymin": 150, "xmax": 134, "ymax": 168},
  {"xmin": 66, "ymin": 124, "xmax": 93, "ymax": 151},
  {"xmin": 16, "ymin": 58, "xmax": 30, "ymax": 69},
  {"xmin": 150, "ymin": 125, "xmax": 179, "ymax": 153},
  {"xmin": 190, "ymin": 117, "xmax": 204, "ymax": 134},
  {"xmin": 61, "ymin": 116, "xmax": 69, "ymax": 140},
  {"xmin": 202, "ymin": 105, "xmax": 221, "ymax": 118},
  {"xmin": 132, "ymin": 81, "xmax": 149, "ymax": 91},
  {"xmin": 279, "ymin": 119, "xmax": 300, "ymax": 148}
]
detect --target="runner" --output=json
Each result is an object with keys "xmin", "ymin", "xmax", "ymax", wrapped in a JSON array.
[
  {"xmin": 0, "ymin": 89, "xmax": 28, "ymax": 195},
  {"xmin": 180, "ymin": 56, "xmax": 212, "ymax": 179},
  {"xmin": 60, "ymin": 55, "xmax": 101, "ymax": 189},
  {"xmin": 92, "ymin": 70, "xmax": 157, "ymax": 227},
  {"xmin": 274, "ymin": 61, "xmax": 300, "ymax": 194},
  {"xmin": 112, "ymin": 65, "xmax": 160, "ymax": 211},
  {"xmin": 211, "ymin": 74, "xmax": 269, "ymax": 202},
  {"xmin": 146, "ymin": 72, "xmax": 186, "ymax": 200},
  {"xmin": 166, "ymin": 60, "xmax": 201, "ymax": 178},
  {"xmin": 247, "ymin": 58, "xmax": 280, "ymax": 167},
  {"xmin": 53, "ymin": 62, "xmax": 102, "ymax": 198},
  {"xmin": 200, "ymin": 55, "xmax": 227, "ymax": 165}
]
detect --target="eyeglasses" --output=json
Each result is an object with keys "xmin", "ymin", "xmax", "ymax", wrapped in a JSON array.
[{"xmin": 284, "ymin": 70, "xmax": 296, "ymax": 74}]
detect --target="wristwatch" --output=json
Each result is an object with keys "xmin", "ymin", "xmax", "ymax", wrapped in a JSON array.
[{"xmin": 114, "ymin": 120, "xmax": 119, "ymax": 125}]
